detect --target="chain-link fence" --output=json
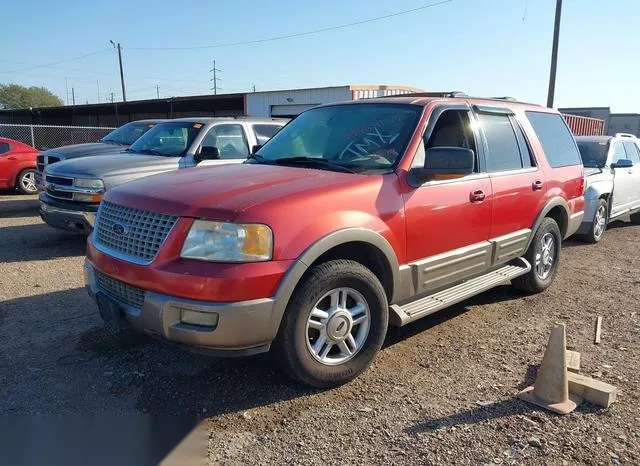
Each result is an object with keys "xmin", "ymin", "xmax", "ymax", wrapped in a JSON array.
[{"xmin": 0, "ymin": 124, "xmax": 116, "ymax": 150}]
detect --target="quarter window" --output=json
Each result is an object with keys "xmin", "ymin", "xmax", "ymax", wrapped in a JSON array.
[
  {"xmin": 477, "ymin": 113, "xmax": 523, "ymax": 172},
  {"xmin": 0, "ymin": 142, "xmax": 11, "ymax": 154},
  {"xmin": 201, "ymin": 124, "xmax": 249, "ymax": 159},
  {"xmin": 525, "ymin": 111, "xmax": 582, "ymax": 168},
  {"xmin": 622, "ymin": 142, "xmax": 640, "ymax": 163}
]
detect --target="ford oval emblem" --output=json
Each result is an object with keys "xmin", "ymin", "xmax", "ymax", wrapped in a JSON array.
[{"xmin": 112, "ymin": 223, "xmax": 128, "ymax": 236}]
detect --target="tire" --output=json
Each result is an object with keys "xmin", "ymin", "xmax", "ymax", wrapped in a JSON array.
[
  {"xmin": 272, "ymin": 259, "xmax": 388, "ymax": 388},
  {"xmin": 512, "ymin": 217, "xmax": 561, "ymax": 294},
  {"xmin": 577, "ymin": 199, "xmax": 608, "ymax": 243},
  {"xmin": 631, "ymin": 212, "xmax": 640, "ymax": 225},
  {"xmin": 16, "ymin": 169, "xmax": 38, "ymax": 194}
]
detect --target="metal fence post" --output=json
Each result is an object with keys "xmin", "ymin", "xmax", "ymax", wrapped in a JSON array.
[{"xmin": 30, "ymin": 124, "xmax": 35, "ymax": 147}]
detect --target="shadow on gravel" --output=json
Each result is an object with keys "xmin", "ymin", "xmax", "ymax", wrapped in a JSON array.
[
  {"xmin": 384, "ymin": 285, "xmax": 523, "ymax": 348},
  {"xmin": 0, "ymin": 223, "xmax": 87, "ymax": 263},
  {"xmin": 0, "ymin": 196, "xmax": 39, "ymax": 219}
]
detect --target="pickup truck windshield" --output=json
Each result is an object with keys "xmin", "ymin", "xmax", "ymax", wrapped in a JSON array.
[
  {"xmin": 253, "ymin": 104, "xmax": 422, "ymax": 173},
  {"xmin": 577, "ymin": 141, "xmax": 609, "ymax": 168},
  {"xmin": 100, "ymin": 121, "xmax": 156, "ymax": 146},
  {"xmin": 127, "ymin": 121, "xmax": 202, "ymax": 157}
]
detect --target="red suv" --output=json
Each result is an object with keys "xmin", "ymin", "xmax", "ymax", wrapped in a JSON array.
[{"xmin": 85, "ymin": 95, "xmax": 585, "ymax": 387}]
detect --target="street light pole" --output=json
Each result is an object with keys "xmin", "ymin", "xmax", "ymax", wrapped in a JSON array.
[{"xmin": 546, "ymin": 0, "xmax": 563, "ymax": 108}]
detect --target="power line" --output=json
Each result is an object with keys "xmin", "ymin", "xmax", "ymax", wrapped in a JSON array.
[
  {"xmin": 129, "ymin": 0, "xmax": 452, "ymax": 51},
  {"xmin": 0, "ymin": 49, "xmax": 110, "ymax": 74}
]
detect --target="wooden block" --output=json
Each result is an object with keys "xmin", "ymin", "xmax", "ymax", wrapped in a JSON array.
[
  {"xmin": 567, "ymin": 372, "xmax": 617, "ymax": 408},
  {"xmin": 566, "ymin": 350, "xmax": 581, "ymax": 372},
  {"xmin": 594, "ymin": 316, "xmax": 602, "ymax": 344}
]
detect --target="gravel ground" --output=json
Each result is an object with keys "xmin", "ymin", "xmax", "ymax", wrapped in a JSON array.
[{"xmin": 1, "ymin": 193, "xmax": 638, "ymax": 465}]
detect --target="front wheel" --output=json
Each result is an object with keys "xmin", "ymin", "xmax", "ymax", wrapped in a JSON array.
[
  {"xmin": 578, "ymin": 199, "xmax": 608, "ymax": 243},
  {"xmin": 512, "ymin": 217, "xmax": 561, "ymax": 294},
  {"xmin": 16, "ymin": 169, "xmax": 38, "ymax": 194},
  {"xmin": 272, "ymin": 259, "xmax": 388, "ymax": 388}
]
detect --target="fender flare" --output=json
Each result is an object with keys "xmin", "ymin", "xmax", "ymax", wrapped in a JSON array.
[
  {"xmin": 526, "ymin": 197, "xmax": 570, "ymax": 249},
  {"xmin": 266, "ymin": 228, "xmax": 401, "ymax": 338}
]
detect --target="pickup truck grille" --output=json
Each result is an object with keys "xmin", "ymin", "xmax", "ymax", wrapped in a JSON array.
[
  {"xmin": 94, "ymin": 201, "xmax": 178, "ymax": 264},
  {"xmin": 44, "ymin": 174, "xmax": 77, "ymax": 201},
  {"xmin": 37, "ymin": 154, "xmax": 62, "ymax": 172},
  {"xmin": 95, "ymin": 269, "xmax": 146, "ymax": 310}
]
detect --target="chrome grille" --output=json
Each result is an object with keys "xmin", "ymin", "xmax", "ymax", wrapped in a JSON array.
[
  {"xmin": 94, "ymin": 201, "xmax": 178, "ymax": 264},
  {"xmin": 47, "ymin": 155, "xmax": 61, "ymax": 165},
  {"xmin": 95, "ymin": 270, "xmax": 146, "ymax": 309}
]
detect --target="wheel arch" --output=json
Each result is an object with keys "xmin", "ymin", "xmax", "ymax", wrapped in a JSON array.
[{"xmin": 527, "ymin": 197, "xmax": 570, "ymax": 249}]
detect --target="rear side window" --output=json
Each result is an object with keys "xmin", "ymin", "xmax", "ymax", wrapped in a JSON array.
[
  {"xmin": 477, "ymin": 113, "xmax": 524, "ymax": 172},
  {"xmin": 622, "ymin": 142, "xmax": 640, "ymax": 163},
  {"xmin": 0, "ymin": 142, "xmax": 10, "ymax": 154},
  {"xmin": 253, "ymin": 124, "xmax": 282, "ymax": 144},
  {"xmin": 526, "ymin": 112, "xmax": 582, "ymax": 168}
]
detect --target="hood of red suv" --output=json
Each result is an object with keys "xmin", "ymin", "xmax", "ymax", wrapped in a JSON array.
[{"xmin": 105, "ymin": 163, "xmax": 363, "ymax": 220}]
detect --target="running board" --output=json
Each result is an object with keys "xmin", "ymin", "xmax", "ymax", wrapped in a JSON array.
[{"xmin": 389, "ymin": 258, "xmax": 531, "ymax": 326}]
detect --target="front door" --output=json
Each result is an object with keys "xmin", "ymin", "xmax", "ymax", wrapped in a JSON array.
[
  {"xmin": 403, "ymin": 106, "xmax": 493, "ymax": 294},
  {"xmin": 622, "ymin": 141, "xmax": 640, "ymax": 211},
  {"xmin": 185, "ymin": 123, "xmax": 251, "ymax": 168},
  {"xmin": 610, "ymin": 141, "xmax": 635, "ymax": 217}
]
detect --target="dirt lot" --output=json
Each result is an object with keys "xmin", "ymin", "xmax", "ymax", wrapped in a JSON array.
[{"xmin": 1, "ymin": 193, "xmax": 638, "ymax": 465}]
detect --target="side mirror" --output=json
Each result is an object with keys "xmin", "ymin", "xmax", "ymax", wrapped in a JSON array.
[
  {"xmin": 251, "ymin": 144, "xmax": 263, "ymax": 154},
  {"xmin": 194, "ymin": 146, "xmax": 220, "ymax": 164},
  {"xmin": 409, "ymin": 147, "xmax": 474, "ymax": 184},
  {"xmin": 611, "ymin": 159, "xmax": 633, "ymax": 169}
]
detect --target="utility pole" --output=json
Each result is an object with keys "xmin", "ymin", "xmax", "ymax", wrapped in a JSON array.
[
  {"xmin": 71, "ymin": 87, "xmax": 76, "ymax": 106},
  {"xmin": 209, "ymin": 60, "xmax": 222, "ymax": 95},
  {"xmin": 252, "ymin": 85, "xmax": 256, "ymax": 92},
  {"xmin": 110, "ymin": 40, "xmax": 127, "ymax": 101},
  {"xmin": 109, "ymin": 92, "xmax": 114, "ymax": 103},
  {"xmin": 97, "ymin": 80, "xmax": 100, "ymax": 103},
  {"xmin": 546, "ymin": 0, "xmax": 563, "ymax": 108},
  {"xmin": 156, "ymin": 85, "xmax": 160, "ymax": 99}
]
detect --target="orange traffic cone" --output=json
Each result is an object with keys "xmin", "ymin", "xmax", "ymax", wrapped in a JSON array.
[{"xmin": 518, "ymin": 323, "xmax": 583, "ymax": 414}]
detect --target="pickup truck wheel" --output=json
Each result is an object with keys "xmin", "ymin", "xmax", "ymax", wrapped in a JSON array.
[
  {"xmin": 272, "ymin": 259, "xmax": 388, "ymax": 388},
  {"xmin": 577, "ymin": 199, "xmax": 608, "ymax": 243},
  {"xmin": 16, "ymin": 169, "xmax": 38, "ymax": 194},
  {"xmin": 512, "ymin": 217, "xmax": 561, "ymax": 294}
]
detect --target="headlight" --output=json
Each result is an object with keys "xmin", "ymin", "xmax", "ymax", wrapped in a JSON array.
[
  {"xmin": 74, "ymin": 178, "xmax": 104, "ymax": 189},
  {"xmin": 181, "ymin": 220, "xmax": 273, "ymax": 262}
]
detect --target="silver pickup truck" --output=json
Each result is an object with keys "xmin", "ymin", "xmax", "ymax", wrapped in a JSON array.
[
  {"xmin": 39, "ymin": 117, "xmax": 286, "ymax": 233},
  {"xmin": 575, "ymin": 133, "xmax": 640, "ymax": 242}
]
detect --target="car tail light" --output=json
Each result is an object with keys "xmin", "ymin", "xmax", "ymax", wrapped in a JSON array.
[{"xmin": 580, "ymin": 169, "xmax": 586, "ymax": 194}]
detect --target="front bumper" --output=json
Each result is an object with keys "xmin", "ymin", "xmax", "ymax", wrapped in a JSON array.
[
  {"xmin": 39, "ymin": 193, "xmax": 97, "ymax": 233},
  {"xmin": 576, "ymin": 197, "xmax": 600, "ymax": 235},
  {"xmin": 84, "ymin": 261, "xmax": 277, "ymax": 355},
  {"xmin": 566, "ymin": 210, "xmax": 585, "ymax": 238}
]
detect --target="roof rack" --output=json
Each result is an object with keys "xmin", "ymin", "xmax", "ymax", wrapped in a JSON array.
[{"xmin": 614, "ymin": 132, "xmax": 636, "ymax": 138}]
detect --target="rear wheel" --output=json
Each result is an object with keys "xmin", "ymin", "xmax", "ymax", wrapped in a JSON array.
[
  {"xmin": 578, "ymin": 199, "xmax": 608, "ymax": 243},
  {"xmin": 512, "ymin": 217, "xmax": 561, "ymax": 294},
  {"xmin": 16, "ymin": 169, "xmax": 37, "ymax": 194},
  {"xmin": 272, "ymin": 260, "xmax": 388, "ymax": 388}
]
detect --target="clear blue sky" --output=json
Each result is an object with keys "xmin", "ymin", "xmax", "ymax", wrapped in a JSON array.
[{"xmin": 1, "ymin": 0, "xmax": 638, "ymax": 111}]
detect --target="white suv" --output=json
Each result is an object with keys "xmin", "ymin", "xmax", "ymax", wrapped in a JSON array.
[{"xmin": 575, "ymin": 133, "xmax": 640, "ymax": 242}]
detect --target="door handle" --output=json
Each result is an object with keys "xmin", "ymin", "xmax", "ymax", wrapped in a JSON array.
[
  {"xmin": 470, "ymin": 189, "xmax": 486, "ymax": 203},
  {"xmin": 532, "ymin": 180, "xmax": 544, "ymax": 191},
  {"xmin": 628, "ymin": 169, "xmax": 634, "ymax": 174},
  {"xmin": 7, "ymin": 156, "xmax": 17, "ymax": 160}
]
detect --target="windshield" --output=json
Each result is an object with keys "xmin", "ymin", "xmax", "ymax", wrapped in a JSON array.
[
  {"xmin": 253, "ymin": 104, "xmax": 422, "ymax": 172},
  {"xmin": 127, "ymin": 121, "xmax": 203, "ymax": 157},
  {"xmin": 577, "ymin": 140, "xmax": 609, "ymax": 168},
  {"xmin": 101, "ymin": 121, "xmax": 156, "ymax": 146}
]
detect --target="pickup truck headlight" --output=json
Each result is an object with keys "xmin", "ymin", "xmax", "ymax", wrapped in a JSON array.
[
  {"xmin": 181, "ymin": 220, "xmax": 273, "ymax": 262},
  {"xmin": 74, "ymin": 178, "xmax": 104, "ymax": 189}
]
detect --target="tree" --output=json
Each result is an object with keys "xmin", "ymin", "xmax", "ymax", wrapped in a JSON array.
[{"xmin": 0, "ymin": 83, "xmax": 64, "ymax": 109}]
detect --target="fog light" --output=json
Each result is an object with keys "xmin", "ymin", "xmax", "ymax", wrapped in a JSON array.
[{"xmin": 179, "ymin": 309, "xmax": 219, "ymax": 328}]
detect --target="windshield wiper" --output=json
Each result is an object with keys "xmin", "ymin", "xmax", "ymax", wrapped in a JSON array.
[
  {"xmin": 273, "ymin": 157, "xmax": 357, "ymax": 174},
  {"xmin": 132, "ymin": 148, "xmax": 166, "ymax": 156}
]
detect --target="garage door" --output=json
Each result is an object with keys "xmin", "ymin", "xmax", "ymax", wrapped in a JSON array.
[{"xmin": 270, "ymin": 104, "xmax": 319, "ymax": 118}]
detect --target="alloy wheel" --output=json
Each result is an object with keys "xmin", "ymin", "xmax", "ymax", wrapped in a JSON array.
[
  {"xmin": 534, "ymin": 232, "xmax": 555, "ymax": 280},
  {"xmin": 20, "ymin": 171, "xmax": 37, "ymax": 193},
  {"xmin": 593, "ymin": 205, "xmax": 607, "ymax": 240}
]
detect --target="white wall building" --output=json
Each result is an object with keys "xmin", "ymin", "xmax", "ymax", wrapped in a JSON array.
[{"xmin": 246, "ymin": 85, "xmax": 424, "ymax": 118}]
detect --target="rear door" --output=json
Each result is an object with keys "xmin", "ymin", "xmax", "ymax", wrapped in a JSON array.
[
  {"xmin": 622, "ymin": 141, "xmax": 640, "ymax": 211},
  {"xmin": 0, "ymin": 141, "xmax": 14, "ymax": 187},
  {"xmin": 475, "ymin": 107, "xmax": 545, "ymax": 258},
  {"xmin": 609, "ymin": 141, "xmax": 635, "ymax": 216}
]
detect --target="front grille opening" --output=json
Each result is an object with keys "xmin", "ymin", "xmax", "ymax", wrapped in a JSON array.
[{"xmin": 95, "ymin": 269, "xmax": 146, "ymax": 310}]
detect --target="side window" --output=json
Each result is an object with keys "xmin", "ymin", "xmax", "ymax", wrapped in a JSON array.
[
  {"xmin": 0, "ymin": 142, "xmax": 11, "ymax": 155},
  {"xmin": 611, "ymin": 142, "xmax": 628, "ymax": 162},
  {"xmin": 622, "ymin": 142, "xmax": 640, "ymax": 163},
  {"xmin": 525, "ymin": 111, "xmax": 582, "ymax": 168},
  {"xmin": 418, "ymin": 109, "xmax": 477, "ymax": 170},
  {"xmin": 253, "ymin": 124, "xmax": 282, "ymax": 145},
  {"xmin": 477, "ymin": 113, "xmax": 523, "ymax": 172},
  {"xmin": 201, "ymin": 124, "xmax": 249, "ymax": 159}
]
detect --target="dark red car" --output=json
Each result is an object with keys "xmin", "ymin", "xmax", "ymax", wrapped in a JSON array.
[{"xmin": 0, "ymin": 137, "xmax": 39, "ymax": 194}]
